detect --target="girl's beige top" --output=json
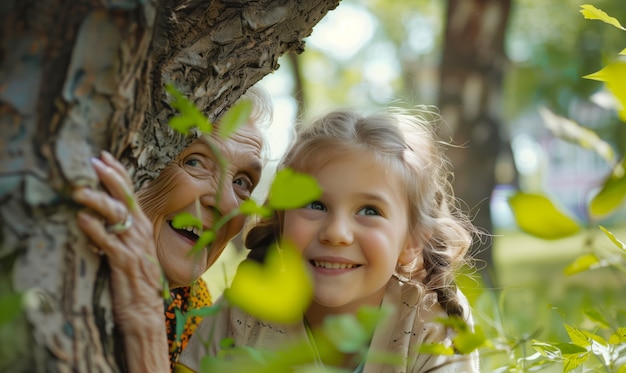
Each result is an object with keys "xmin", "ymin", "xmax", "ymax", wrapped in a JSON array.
[{"xmin": 178, "ymin": 275, "xmax": 479, "ymax": 373}]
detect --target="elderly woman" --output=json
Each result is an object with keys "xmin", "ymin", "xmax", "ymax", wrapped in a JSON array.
[{"xmin": 73, "ymin": 86, "xmax": 273, "ymax": 372}]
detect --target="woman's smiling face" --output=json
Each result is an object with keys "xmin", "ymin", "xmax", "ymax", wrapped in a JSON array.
[{"xmin": 140, "ymin": 123, "xmax": 263, "ymax": 288}]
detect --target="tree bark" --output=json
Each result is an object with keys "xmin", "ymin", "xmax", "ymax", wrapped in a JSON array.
[
  {"xmin": 437, "ymin": 0, "xmax": 511, "ymax": 287},
  {"xmin": 0, "ymin": 0, "xmax": 339, "ymax": 371}
]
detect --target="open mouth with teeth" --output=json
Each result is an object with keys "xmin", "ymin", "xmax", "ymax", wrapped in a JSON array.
[
  {"xmin": 310, "ymin": 260, "xmax": 361, "ymax": 270},
  {"xmin": 168, "ymin": 221, "xmax": 201, "ymax": 243}
]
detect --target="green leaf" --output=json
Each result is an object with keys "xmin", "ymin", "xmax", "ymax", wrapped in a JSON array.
[
  {"xmin": 539, "ymin": 107, "xmax": 615, "ymax": 164},
  {"xmin": 453, "ymin": 326, "xmax": 486, "ymax": 354},
  {"xmin": 224, "ymin": 241, "xmax": 313, "ymax": 324},
  {"xmin": 532, "ymin": 340, "xmax": 562, "ymax": 360},
  {"xmin": 609, "ymin": 328, "xmax": 626, "ymax": 344},
  {"xmin": 239, "ymin": 199, "xmax": 273, "ymax": 218},
  {"xmin": 562, "ymin": 351, "xmax": 589, "ymax": 373},
  {"xmin": 174, "ymin": 308, "xmax": 185, "ymax": 343},
  {"xmin": 564, "ymin": 324, "xmax": 590, "ymax": 348},
  {"xmin": 360, "ymin": 350, "xmax": 405, "ymax": 367},
  {"xmin": 599, "ymin": 225, "xmax": 625, "ymax": 251},
  {"xmin": 0, "ymin": 293, "xmax": 22, "ymax": 326},
  {"xmin": 580, "ymin": 5, "xmax": 625, "ymax": 30},
  {"xmin": 418, "ymin": 343, "xmax": 454, "ymax": 355},
  {"xmin": 186, "ymin": 304, "xmax": 223, "ymax": 318},
  {"xmin": 268, "ymin": 168, "xmax": 323, "ymax": 210},
  {"xmin": 584, "ymin": 308, "xmax": 611, "ymax": 329},
  {"xmin": 589, "ymin": 160, "xmax": 626, "ymax": 218},
  {"xmin": 171, "ymin": 212, "xmax": 202, "ymax": 230},
  {"xmin": 555, "ymin": 342, "xmax": 588, "ymax": 355},
  {"xmin": 583, "ymin": 62, "xmax": 626, "ymax": 122},
  {"xmin": 218, "ymin": 99, "xmax": 252, "ymax": 139},
  {"xmin": 219, "ymin": 337, "xmax": 235, "ymax": 349},
  {"xmin": 435, "ymin": 316, "xmax": 470, "ymax": 333},
  {"xmin": 323, "ymin": 314, "xmax": 368, "ymax": 353},
  {"xmin": 582, "ymin": 330, "xmax": 607, "ymax": 347},
  {"xmin": 563, "ymin": 254, "xmax": 600, "ymax": 275},
  {"xmin": 200, "ymin": 355, "xmax": 224, "ymax": 372},
  {"xmin": 190, "ymin": 231, "xmax": 216, "ymax": 256},
  {"xmin": 508, "ymin": 192, "xmax": 580, "ymax": 240},
  {"xmin": 356, "ymin": 305, "xmax": 392, "ymax": 337},
  {"xmin": 168, "ymin": 116, "xmax": 196, "ymax": 135},
  {"xmin": 165, "ymin": 83, "xmax": 212, "ymax": 134}
]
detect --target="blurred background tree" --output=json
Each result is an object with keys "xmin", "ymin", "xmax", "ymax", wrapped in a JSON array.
[
  {"xmin": 257, "ymin": 0, "xmax": 626, "ymax": 286},
  {"xmin": 245, "ymin": 2, "xmax": 626, "ymax": 369}
]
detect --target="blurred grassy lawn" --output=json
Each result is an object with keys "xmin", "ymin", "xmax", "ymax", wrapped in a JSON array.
[
  {"xmin": 202, "ymin": 224, "xmax": 626, "ymax": 370},
  {"xmin": 475, "ymin": 224, "xmax": 626, "ymax": 371}
]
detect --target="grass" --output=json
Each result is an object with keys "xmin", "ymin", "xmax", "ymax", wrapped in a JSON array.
[{"xmin": 476, "ymin": 224, "xmax": 626, "ymax": 371}]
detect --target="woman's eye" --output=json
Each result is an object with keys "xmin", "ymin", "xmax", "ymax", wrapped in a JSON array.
[
  {"xmin": 305, "ymin": 201, "xmax": 326, "ymax": 211},
  {"xmin": 234, "ymin": 176, "xmax": 253, "ymax": 193},
  {"xmin": 184, "ymin": 158, "xmax": 201, "ymax": 167},
  {"xmin": 357, "ymin": 206, "xmax": 380, "ymax": 216},
  {"xmin": 182, "ymin": 154, "xmax": 214, "ymax": 178}
]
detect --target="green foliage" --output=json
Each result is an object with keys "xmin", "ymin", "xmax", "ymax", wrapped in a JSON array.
[
  {"xmin": 224, "ymin": 242, "xmax": 313, "ymax": 324},
  {"xmin": 589, "ymin": 158, "xmax": 626, "ymax": 219},
  {"xmin": 417, "ymin": 316, "xmax": 486, "ymax": 356},
  {"xmin": 0, "ymin": 292, "xmax": 22, "ymax": 326},
  {"xmin": 171, "ymin": 212, "xmax": 203, "ymax": 230},
  {"xmin": 217, "ymin": 99, "xmax": 252, "ymax": 139},
  {"xmin": 580, "ymin": 4, "xmax": 626, "ymax": 30},
  {"xmin": 530, "ymin": 314, "xmax": 626, "ymax": 372},
  {"xmin": 501, "ymin": 7, "xmax": 626, "ymax": 371},
  {"xmin": 508, "ymin": 192, "xmax": 581, "ymax": 239},
  {"xmin": 239, "ymin": 199, "xmax": 273, "ymax": 218},
  {"xmin": 267, "ymin": 168, "xmax": 323, "ymax": 210},
  {"xmin": 323, "ymin": 305, "xmax": 392, "ymax": 354},
  {"xmin": 539, "ymin": 106, "xmax": 617, "ymax": 164},
  {"xmin": 165, "ymin": 84, "xmax": 212, "ymax": 134},
  {"xmin": 584, "ymin": 61, "xmax": 626, "ymax": 122}
]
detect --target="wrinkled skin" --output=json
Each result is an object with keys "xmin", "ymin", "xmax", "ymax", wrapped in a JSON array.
[
  {"xmin": 72, "ymin": 122, "xmax": 264, "ymax": 372},
  {"xmin": 74, "ymin": 151, "xmax": 168, "ymax": 372},
  {"xmin": 137, "ymin": 125, "xmax": 263, "ymax": 288}
]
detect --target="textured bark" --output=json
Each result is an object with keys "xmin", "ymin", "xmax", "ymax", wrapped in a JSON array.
[
  {"xmin": 437, "ymin": 0, "xmax": 511, "ymax": 286},
  {"xmin": 0, "ymin": 0, "xmax": 339, "ymax": 371}
]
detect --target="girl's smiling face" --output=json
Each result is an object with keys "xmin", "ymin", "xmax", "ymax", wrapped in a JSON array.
[{"xmin": 282, "ymin": 151, "xmax": 418, "ymax": 323}]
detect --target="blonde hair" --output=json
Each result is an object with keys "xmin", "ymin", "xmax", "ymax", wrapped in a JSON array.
[{"xmin": 245, "ymin": 107, "xmax": 475, "ymax": 318}]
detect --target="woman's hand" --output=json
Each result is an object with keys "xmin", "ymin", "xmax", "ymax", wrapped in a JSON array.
[{"xmin": 73, "ymin": 151, "xmax": 169, "ymax": 372}]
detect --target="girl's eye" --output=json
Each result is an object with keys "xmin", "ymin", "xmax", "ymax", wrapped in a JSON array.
[
  {"xmin": 305, "ymin": 201, "xmax": 326, "ymax": 211},
  {"xmin": 357, "ymin": 206, "xmax": 380, "ymax": 216}
]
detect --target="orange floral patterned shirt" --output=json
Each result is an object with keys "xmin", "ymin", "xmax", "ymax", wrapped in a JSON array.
[{"xmin": 164, "ymin": 279, "xmax": 212, "ymax": 372}]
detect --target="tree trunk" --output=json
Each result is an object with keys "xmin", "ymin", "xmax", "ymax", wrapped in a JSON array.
[
  {"xmin": 0, "ymin": 0, "xmax": 340, "ymax": 371},
  {"xmin": 437, "ymin": 0, "xmax": 511, "ymax": 287}
]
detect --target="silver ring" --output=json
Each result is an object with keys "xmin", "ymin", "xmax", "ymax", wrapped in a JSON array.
[{"xmin": 106, "ymin": 214, "xmax": 133, "ymax": 234}]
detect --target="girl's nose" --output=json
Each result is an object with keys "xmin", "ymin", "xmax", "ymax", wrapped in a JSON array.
[{"xmin": 319, "ymin": 214, "xmax": 353, "ymax": 246}]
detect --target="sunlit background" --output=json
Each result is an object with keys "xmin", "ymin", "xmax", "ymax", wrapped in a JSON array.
[{"xmin": 209, "ymin": 1, "xmax": 626, "ymax": 370}]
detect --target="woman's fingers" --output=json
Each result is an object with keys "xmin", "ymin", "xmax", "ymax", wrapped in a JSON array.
[
  {"xmin": 100, "ymin": 151, "xmax": 134, "ymax": 187},
  {"xmin": 91, "ymin": 157, "xmax": 136, "ymax": 212},
  {"xmin": 77, "ymin": 211, "xmax": 128, "ymax": 262},
  {"xmin": 73, "ymin": 187, "xmax": 129, "ymax": 226}
]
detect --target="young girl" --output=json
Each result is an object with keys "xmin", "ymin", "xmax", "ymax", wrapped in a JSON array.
[{"xmin": 177, "ymin": 108, "xmax": 480, "ymax": 372}]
